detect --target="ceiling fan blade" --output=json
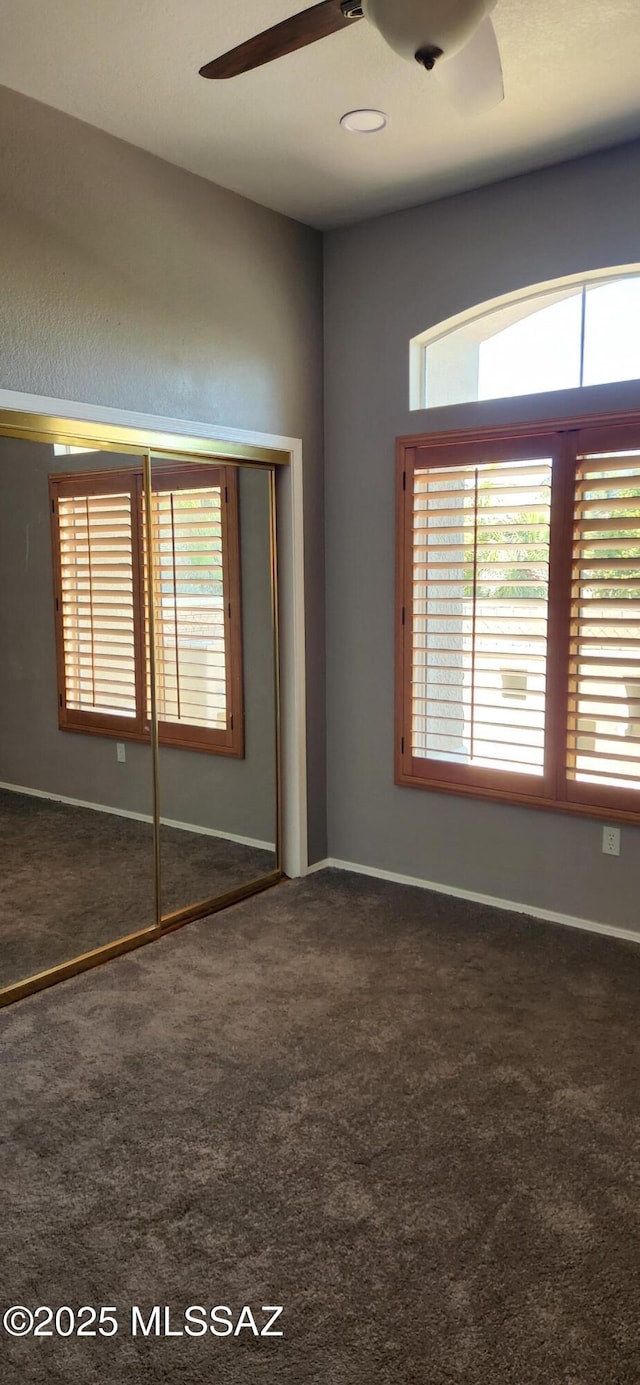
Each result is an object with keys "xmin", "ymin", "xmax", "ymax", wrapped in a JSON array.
[
  {"xmin": 199, "ymin": 1, "xmax": 363, "ymax": 79},
  {"xmin": 434, "ymin": 17, "xmax": 504, "ymax": 115}
]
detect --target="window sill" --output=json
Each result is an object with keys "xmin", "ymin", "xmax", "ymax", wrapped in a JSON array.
[
  {"xmin": 395, "ymin": 766, "xmax": 640, "ymax": 828},
  {"xmin": 58, "ymin": 718, "xmax": 244, "ymax": 760}
]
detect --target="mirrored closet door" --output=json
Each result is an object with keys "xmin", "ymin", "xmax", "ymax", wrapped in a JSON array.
[
  {"xmin": 148, "ymin": 455, "xmax": 279, "ymax": 924},
  {"xmin": 0, "ymin": 427, "xmax": 282, "ymax": 1005},
  {"xmin": 0, "ymin": 439, "xmax": 156, "ymax": 994}
]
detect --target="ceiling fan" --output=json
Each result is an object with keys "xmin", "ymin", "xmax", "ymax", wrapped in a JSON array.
[{"xmin": 199, "ymin": 0, "xmax": 504, "ymax": 116}]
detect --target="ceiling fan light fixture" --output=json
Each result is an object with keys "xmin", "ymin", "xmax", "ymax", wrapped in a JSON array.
[
  {"xmin": 340, "ymin": 108, "xmax": 388, "ymax": 133},
  {"xmin": 198, "ymin": 0, "xmax": 504, "ymax": 119},
  {"xmin": 363, "ymin": 0, "xmax": 494, "ymax": 63}
]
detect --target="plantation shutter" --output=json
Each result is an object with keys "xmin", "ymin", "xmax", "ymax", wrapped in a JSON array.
[
  {"xmin": 147, "ymin": 467, "xmax": 241, "ymax": 752},
  {"xmin": 410, "ymin": 454, "xmax": 553, "ymax": 783},
  {"xmin": 567, "ymin": 447, "xmax": 640, "ymax": 800},
  {"xmin": 52, "ymin": 473, "xmax": 144, "ymax": 734}
]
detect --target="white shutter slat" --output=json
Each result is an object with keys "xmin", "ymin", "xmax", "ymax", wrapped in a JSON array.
[
  {"xmin": 568, "ymin": 453, "xmax": 640, "ymax": 792},
  {"xmin": 411, "ymin": 457, "xmax": 552, "ymax": 775},
  {"xmin": 57, "ymin": 491, "xmax": 138, "ymax": 719},
  {"xmin": 148, "ymin": 484, "xmax": 229, "ymax": 734}
]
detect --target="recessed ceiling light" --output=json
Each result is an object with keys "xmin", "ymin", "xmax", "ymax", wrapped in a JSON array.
[{"xmin": 340, "ymin": 109, "xmax": 388, "ymax": 134}]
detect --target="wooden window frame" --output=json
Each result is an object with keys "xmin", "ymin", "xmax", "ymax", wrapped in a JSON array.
[
  {"xmin": 50, "ymin": 462, "xmax": 244, "ymax": 758},
  {"xmin": 396, "ymin": 411, "xmax": 640, "ymax": 825}
]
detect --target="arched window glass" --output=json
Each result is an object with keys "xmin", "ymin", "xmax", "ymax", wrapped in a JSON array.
[{"xmin": 411, "ymin": 267, "xmax": 640, "ymax": 410}]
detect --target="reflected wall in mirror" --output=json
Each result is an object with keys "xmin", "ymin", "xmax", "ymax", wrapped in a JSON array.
[
  {"xmin": 0, "ymin": 438, "xmax": 156, "ymax": 994},
  {"xmin": 149, "ymin": 456, "xmax": 278, "ymax": 920}
]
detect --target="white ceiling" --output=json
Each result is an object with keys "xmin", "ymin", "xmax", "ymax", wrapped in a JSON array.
[{"xmin": 1, "ymin": 0, "xmax": 640, "ymax": 229}]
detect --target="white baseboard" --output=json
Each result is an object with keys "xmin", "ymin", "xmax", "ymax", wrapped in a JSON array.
[
  {"xmin": 306, "ymin": 857, "xmax": 640, "ymax": 947},
  {"xmin": 160, "ymin": 814, "xmax": 274, "ymax": 854},
  {"xmin": 0, "ymin": 781, "xmax": 275, "ymax": 854}
]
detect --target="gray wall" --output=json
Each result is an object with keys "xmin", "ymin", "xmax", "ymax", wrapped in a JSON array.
[
  {"xmin": 324, "ymin": 140, "xmax": 640, "ymax": 932},
  {"xmin": 0, "ymin": 83, "xmax": 325, "ymax": 859},
  {"xmin": 0, "ymin": 439, "xmax": 276, "ymax": 844}
]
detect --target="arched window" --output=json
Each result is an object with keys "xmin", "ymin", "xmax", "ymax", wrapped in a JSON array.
[{"xmin": 410, "ymin": 266, "xmax": 640, "ymax": 411}]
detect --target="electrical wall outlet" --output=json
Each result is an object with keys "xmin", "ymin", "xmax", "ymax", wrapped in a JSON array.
[
  {"xmin": 602, "ymin": 825, "xmax": 620, "ymax": 857},
  {"xmin": 116, "ymin": 742, "xmax": 126, "ymax": 764}
]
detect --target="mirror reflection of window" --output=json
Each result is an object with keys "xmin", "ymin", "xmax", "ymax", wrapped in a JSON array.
[
  {"xmin": 148, "ymin": 467, "xmax": 243, "ymax": 757},
  {"xmin": 50, "ymin": 463, "xmax": 243, "ymax": 756}
]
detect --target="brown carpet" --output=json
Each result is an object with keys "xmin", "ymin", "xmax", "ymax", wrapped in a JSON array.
[
  {"xmin": 1, "ymin": 868, "xmax": 639, "ymax": 1383},
  {"xmin": 0, "ymin": 788, "xmax": 274, "ymax": 988}
]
